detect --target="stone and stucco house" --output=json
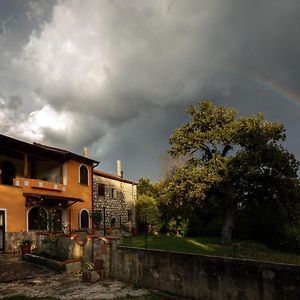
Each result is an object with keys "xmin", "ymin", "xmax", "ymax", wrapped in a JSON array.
[
  {"xmin": 0, "ymin": 134, "xmax": 99, "ymax": 251},
  {"xmin": 93, "ymin": 161, "xmax": 137, "ymax": 233}
]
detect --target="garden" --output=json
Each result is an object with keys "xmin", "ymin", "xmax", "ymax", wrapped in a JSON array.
[
  {"xmin": 122, "ymin": 235, "xmax": 300, "ymax": 265},
  {"xmin": 133, "ymin": 102, "xmax": 300, "ymax": 265}
]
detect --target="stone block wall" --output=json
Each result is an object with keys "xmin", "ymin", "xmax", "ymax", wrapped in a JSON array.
[
  {"xmin": 93, "ymin": 237, "xmax": 111, "ymax": 278},
  {"xmin": 93, "ymin": 176, "xmax": 137, "ymax": 231},
  {"xmin": 6, "ymin": 231, "xmax": 119, "ymax": 280},
  {"xmin": 35, "ymin": 233, "xmax": 115, "ymax": 278},
  {"xmin": 5, "ymin": 231, "xmax": 37, "ymax": 252},
  {"xmin": 112, "ymin": 246, "xmax": 300, "ymax": 300}
]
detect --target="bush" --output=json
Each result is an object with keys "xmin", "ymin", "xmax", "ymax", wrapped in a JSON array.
[
  {"xmin": 278, "ymin": 226, "xmax": 300, "ymax": 252},
  {"xmin": 137, "ymin": 194, "xmax": 162, "ymax": 233},
  {"xmin": 185, "ymin": 214, "xmax": 203, "ymax": 237},
  {"xmin": 90, "ymin": 211, "xmax": 102, "ymax": 229},
  {"xmin": 203, "ymin": 217, "xmax": 223, "ymax": 237},
  {"xmin": 167, "ymin": 217, "xmax": 188, "ymax": 235}
]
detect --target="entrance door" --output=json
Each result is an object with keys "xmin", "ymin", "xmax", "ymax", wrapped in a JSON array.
[{"xmin": 0, "ymin": 210, "xmax": 5, "ymax": 251}]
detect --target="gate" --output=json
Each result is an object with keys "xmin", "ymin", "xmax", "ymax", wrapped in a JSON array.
[{"xmin": 0, "ymin": 210, "xmax": 5, "ymax": 251}]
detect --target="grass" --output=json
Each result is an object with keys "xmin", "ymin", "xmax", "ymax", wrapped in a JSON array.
[{"xmin": 122, "ymin": 235, "xmax": 300, "ymax": 265}]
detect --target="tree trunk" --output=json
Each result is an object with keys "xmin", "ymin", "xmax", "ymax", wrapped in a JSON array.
[{"xmin": 221, "ymin": 206, "xmax": 234, "ymax": 245}]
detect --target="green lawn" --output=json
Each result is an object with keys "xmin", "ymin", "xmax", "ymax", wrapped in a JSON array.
[{"xmin": 122, "ymin": 235, "xmax": 300, "ymax": 265}]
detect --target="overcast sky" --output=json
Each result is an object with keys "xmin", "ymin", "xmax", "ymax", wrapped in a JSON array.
[{"xmin": 1, "ymin": 0, "xmax": 300, "ymax": 181}]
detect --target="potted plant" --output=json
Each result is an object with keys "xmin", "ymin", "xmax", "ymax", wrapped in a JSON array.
[
  {"xmin": 90, "ymin": 211, "xmax": 102, "ymax": 230},
  {"xmin": 18, "ymin": 238, "xmax": 33, "ymax": 256}
]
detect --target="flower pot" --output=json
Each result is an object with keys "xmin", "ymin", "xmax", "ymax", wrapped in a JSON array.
[{"xmin": 20, "ymin": 244, "xmax": 31, "ymax": 256}]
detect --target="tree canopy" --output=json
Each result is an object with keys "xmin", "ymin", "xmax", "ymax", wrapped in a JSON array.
[{"xmin": 164, "ymin": 101, "xmax": 300, "ymax": 244}]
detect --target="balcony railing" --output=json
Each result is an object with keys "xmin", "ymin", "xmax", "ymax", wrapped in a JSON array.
[{"xmin": 13, "ymin": 178, "xmax": 66, "ymax": 192}]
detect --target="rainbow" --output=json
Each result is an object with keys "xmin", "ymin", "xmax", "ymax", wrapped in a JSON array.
[
  {"xmin": 226, "ymin": 67, "xmax": 300, "ymax": 109},
  {"xmin": 253, "ymin": 75, "xmax": 300, "ymax": 108}
]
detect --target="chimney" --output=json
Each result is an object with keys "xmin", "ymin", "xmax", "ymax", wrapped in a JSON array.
[
  {"xmin": 83, "ymin": 147, "xmax": 89, "ymax": 157},
  {"xmin": 117, "ymin": 160, "xmax": 122, "ymax": 177}
]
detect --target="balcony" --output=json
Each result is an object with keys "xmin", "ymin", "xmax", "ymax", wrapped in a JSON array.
[{"xmin": 13, "ymin": 178, "xmax": 66, "ymax": 192}]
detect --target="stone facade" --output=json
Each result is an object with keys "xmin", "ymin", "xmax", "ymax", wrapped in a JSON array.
[{"xmin": 93, "ymin": 170, "xmax": 137, "ymax": 232}]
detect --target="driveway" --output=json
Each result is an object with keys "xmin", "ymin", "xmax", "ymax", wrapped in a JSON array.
[{"xmin": 0, "ymin": 254, "xmax": 150, "ymax": 299}]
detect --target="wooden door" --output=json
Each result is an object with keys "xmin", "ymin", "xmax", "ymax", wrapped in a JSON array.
[{"xmin": 0, "ymin": 210, "xmax": 5, "ymax": 251}]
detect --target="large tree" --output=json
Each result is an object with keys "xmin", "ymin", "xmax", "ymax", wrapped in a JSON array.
[{"xmin": 165, "ymin": 101, "xmax": 300, "ymax": 244}]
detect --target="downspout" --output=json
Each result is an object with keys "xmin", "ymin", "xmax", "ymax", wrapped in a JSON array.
[
  {"xmin": 92, "ymin": 162, "xmax": 100, "ymax": 229},
  {"xmin": 91, "ymin": 162, "xmax": 99, "ymax": 265}
]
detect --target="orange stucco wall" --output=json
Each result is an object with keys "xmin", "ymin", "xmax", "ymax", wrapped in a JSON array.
[
  {"xmin": 64, "ymin": 160, "xmax": 93, "ymax": 230},
  {"xmin": 0, "ymin": 185, "xmax": 25, "ymax": 232},
  {"xmin": 0, "ymin": 159, "xmax": 93, "ymax": 232}
]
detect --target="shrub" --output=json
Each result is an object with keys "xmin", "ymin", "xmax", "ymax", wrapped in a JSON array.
[
  {"xmin": 18, "ymin": 238, "xmax": 32, "ymax": 247},
  {"xmin": 137, "ymin": 194, "xmax": 162, "ymax": 233},
  {"xmin": 167, "ymin": 217, "xmax": 188, "ymax": 235},
  {"xmin": 185, "ymin": 214, "xmax": 203, "ymax": 237},
  {"xmin": 90, "ymin": 211, "xmax": 102, "ymax": 229},
  {"xmin": 278, "ymin": 225, "xmax": 300, "ymax": 252}
]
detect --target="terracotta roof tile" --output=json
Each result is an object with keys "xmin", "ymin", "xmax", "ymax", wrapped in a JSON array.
[{"xmin": 93, "ymin": 169, "xmax": 137, "ymax": 185}]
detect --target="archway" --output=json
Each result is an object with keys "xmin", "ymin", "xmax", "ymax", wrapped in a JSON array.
[
  {"xmin": 28, "ymin": 207, "xmax": 48, "ymax": 230},
  {"xmin": 80, "ymin": 209, "xmax": 89, "ymax": 229}
]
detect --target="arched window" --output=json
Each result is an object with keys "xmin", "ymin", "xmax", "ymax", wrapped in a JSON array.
[
  {"xmin": 28, "ymin": 207, "xmax": 48, "ymax": 230},
  {"xmin": 80, "ymin": 209, "xmax": 89, "ymax": 229},
  {"xmin": 79, "ymin": 165, "xmax": 88, "ymax": 185},
  {"xmin": 1, "ymin": 161, "xmax": 16, "ymax": 186},
  {"xmin": 49, "ymin": 208, "xmax": 63, "ymax": 231}
]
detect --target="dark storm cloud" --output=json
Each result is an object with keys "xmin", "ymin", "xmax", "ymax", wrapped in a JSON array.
[
  {"xmin": 1, "ymin": 0, "xmax": 300, "ymax": 179},
  {"xmin": 92, "ymin": 101, "xmax": 190, "ymax": 180}
]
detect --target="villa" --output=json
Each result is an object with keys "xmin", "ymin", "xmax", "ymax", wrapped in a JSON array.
[
  {"xmin": 0, "ymin": 134, "xmax": 137, "ymax": 252},
  {"xmin": 0, "ymin": 133, "xmax": 98, "ymax": 251}
]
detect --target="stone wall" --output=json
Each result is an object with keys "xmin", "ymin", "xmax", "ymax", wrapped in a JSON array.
[
  {"xmin": 93, "ymin": 176, "xmax": 137, "ymax": 230},
  {"xmin": 112, "ymin": 246, "xmax": 300, "ymax": 300},
  {"xmin": 5, "ymin": 231, "xmax": 115, "ymax": 279},
  {"xmin": 92, "ymin": 237, "xmax": 111, "ymax": 277},
  {"xmin": 5, "ymin": 231, "xmax": 37, "ymax": 252}
]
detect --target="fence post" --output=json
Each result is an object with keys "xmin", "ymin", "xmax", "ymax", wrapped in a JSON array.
[
  {"xmin": 144, "ymin": 212, "xmax": 148, "ymax": 249},
  {"xmin": 103, "ymin": 206, "xmax": 106, "ymax": 236},
  {"xmin": 233, "ymin": 228, "xmax": 236, "ymax": 258}
]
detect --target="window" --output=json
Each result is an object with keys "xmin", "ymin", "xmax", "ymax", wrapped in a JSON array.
[
  {"xmin": 111, "ymin": 217, "xmax": 116, "ymax": 228},
  {"xmin": 128, "ymin": 209, "xmax": 132, "ymax": 222},
  {"xmin": 98, "ymin": 183, "xmax": 105, "ymax": 196},
  {"xmin": 111, "ymin": 188, "xmax": 115, "ymax": 198},
  {"xmin": 28, "ymin": 207, "xmax": 48, "ymax": 230},
  {"xmin": 80, "ymin": 209, "xmax": 89, "ymax": 229},
  {"xmin": 79, "ymin": 165, "xmax": 88, "ymax": 185}
]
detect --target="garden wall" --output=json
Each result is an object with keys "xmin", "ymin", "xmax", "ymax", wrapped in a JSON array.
[
  {"xmin": 112, "ymin": 246, "xmax": 300, "ymax": 300},
  {"xmin": 5, "ymin": 231, "xmax": 37, "ymax": 252}
]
